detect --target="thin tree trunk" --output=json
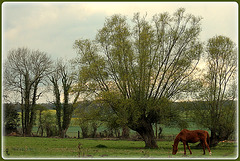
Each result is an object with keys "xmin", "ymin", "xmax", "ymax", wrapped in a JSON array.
[
  {"xmin": 122, "ymin": 125, "xmax": 130, "ymax": 138},
  {"xmin": 155, "ymin": 123, "xmax": 158, "ymax": 139},
  {"xmin": 21, "ymin": 105, "xmax": 25, "ymax": 135}
]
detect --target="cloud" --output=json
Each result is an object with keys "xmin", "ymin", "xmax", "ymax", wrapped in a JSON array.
[
  {"xmin": 3, "ymin": 3, "xmax": 107, "ymax": 59},
  {"xmin": 2, "ymin": 2, "xmax": 238, "ymax": 61}
]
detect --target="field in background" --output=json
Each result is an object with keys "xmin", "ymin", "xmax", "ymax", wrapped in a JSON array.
[
  {"xmin": 31, "ymin": 121, "xmax": 210, "ymax": 140},
  {"xmin": 3, "ymin": 136, "xmax": 237, "ymax": 159}
]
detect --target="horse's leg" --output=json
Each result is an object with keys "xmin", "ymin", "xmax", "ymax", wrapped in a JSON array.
[
  {"xmin": 204, "ymin": 139, "xmax": 212, "ymax": 155},
  {"xmin": 200, "ymin": 141, "xmax": 206, "ymax": 155},
  {"xmin": 183, "ymin": 141, "xmax": 187, "ymax": 155},
  {"xmin": 186, "ymin": 143, "xmax": 192, "ymax": 155}
]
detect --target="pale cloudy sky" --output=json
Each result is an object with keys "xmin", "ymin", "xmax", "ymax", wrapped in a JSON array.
[{"xmin": 2, "ymin": 2, "xmax": 238, "ymax": 61}]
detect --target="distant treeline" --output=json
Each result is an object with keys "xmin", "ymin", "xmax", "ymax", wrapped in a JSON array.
[{"xmin": 5, "ymin": 99, "xmax": 236, "ymax": 113}]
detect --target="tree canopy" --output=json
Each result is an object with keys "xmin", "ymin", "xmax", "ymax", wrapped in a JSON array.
[{"xmin": 74, "ymin": 8, "xmax": 203, "ymax": 148}]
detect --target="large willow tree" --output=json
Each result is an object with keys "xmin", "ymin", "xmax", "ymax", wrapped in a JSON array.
[{"xmin": 74, "ymin": 8, "xmax": 203, "ymax": 148}]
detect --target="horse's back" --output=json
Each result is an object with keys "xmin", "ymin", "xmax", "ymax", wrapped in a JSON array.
[
  {"xmin": 195, "ymin": 130, "xmax": 209, "ymax": 136},
  {"xmin": 179, "ymin": 129, "xmax": 208, "ymax": 143},
  {"xmin": 184, "ymin": 129, "xmax": 208, "ymax": 135}
]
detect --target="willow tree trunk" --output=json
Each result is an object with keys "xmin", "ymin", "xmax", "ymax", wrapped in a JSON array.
[
  {"xmin": 133, "ymin": 119, "xmax": 158, "ymax": 149},
  {"xmin": 210, "ymin": 129, "xmax": 219, "ymax": 147}
]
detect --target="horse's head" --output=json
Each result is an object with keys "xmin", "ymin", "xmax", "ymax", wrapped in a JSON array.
[{"xmin": 172, "ymin": 144, "xmax": 178, "ymax": 155}]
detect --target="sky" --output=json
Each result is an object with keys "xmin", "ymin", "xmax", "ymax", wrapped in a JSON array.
[{"xmin": 2, "ymin": 2, "xmax": 238, "ymax": 61}]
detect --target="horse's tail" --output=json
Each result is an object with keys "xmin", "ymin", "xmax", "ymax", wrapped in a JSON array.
[{"xmin": 207, "ymin": 131, "xmax": 210, "ymax": 146}]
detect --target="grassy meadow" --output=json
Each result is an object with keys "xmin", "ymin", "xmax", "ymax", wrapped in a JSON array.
[{"xmin": 3, "ymin": 136, "xmax": 237, "ymax": 159}]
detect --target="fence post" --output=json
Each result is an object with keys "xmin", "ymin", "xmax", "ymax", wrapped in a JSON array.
[{"xmin": 78, "ymin": 131, "xmax": 80, "ymax": 139}]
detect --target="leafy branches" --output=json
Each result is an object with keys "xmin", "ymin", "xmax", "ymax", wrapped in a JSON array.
[{"xmin": 74, "ymin": 8, "xmax": 203, "ymax": 148}]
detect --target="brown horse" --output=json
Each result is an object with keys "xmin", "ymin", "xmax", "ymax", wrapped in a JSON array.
[{"xmin": 172, "ymin": 129, "xmax": 211, "ymax": 155}]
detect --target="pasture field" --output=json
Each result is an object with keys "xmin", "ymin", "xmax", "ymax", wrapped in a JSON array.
[{"xmin": 2, "ymin": 136, "xmax": 237, "ymax": 159}]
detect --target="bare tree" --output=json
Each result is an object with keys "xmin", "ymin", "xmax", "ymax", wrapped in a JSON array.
[{"xmin": 3, "ymin": 47, "xmax": 52, "ymax": 136}]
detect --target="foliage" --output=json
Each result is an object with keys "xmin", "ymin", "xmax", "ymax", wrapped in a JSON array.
[
  {"xmin": 35, "ymin": 104, "xmax": 48, "ymax": 137},
  {"xmin": 74, "ymin": 100, "xmax": 131, "ymax": 138},
  {"xmin": 157, "ymin": 101, "xmax": 189, "ymax": 130},
  {"xmin": 41, "ymin": 110, "xmax": 58, "ymax": 137},
  {"xmin": 3, "ymin": 104, "xmax": 20, "ymax": 135},
  {"xmin": 73, "ymin": 8, "xmax": 203, "ymax": 148},
  {"xmin": 35, "ymin": 108, "xmax": 57, "ymax": 137},
  {"xmin": 74, "ymin": 101, "xmax": 103, "ymax": 138}
]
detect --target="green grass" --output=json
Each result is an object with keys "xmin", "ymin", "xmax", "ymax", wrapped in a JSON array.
[{"xmin": 2, "ymin": 136, "xmax": 237, "ymax": 159}]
